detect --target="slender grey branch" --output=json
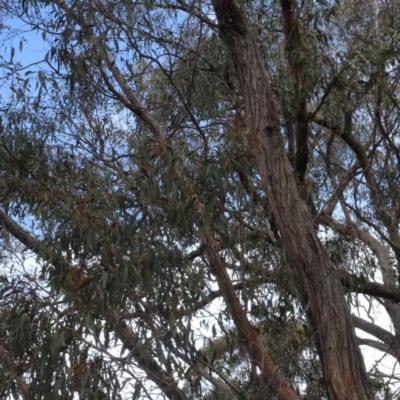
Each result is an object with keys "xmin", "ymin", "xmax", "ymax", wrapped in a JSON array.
[{"xmin": 352, "ymin": 314, "xmax": 394, "ymax": 344}]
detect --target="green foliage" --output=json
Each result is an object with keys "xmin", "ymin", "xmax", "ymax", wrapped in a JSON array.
[{"xmin": 0, "ymin": 0, "xmax": 399, "ymax": 398}]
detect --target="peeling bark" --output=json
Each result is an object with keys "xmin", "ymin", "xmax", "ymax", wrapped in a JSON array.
[{"xmin": 210, "ymin": 1, "xmax": 373, "ymax": 398}]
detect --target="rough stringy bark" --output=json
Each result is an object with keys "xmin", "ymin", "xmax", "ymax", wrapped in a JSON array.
[{"xmin": 210, "ymin": 0, "xmax": 373, "ymax": 399}]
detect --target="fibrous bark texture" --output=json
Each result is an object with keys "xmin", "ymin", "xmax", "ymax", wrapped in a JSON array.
[{"xmin": 211, "ymin": 1, "xmax": 373, "ymax": 399}]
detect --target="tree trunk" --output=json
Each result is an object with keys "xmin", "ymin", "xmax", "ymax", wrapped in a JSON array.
[{"xmin": 211, "ymin": 1, "xmax": 373, "ymax": 399}]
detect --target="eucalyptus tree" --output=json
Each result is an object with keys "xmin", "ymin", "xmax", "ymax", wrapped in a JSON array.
[{"xmin": 0, "ymin": 0, "xmax": 400, "ymax": 399}]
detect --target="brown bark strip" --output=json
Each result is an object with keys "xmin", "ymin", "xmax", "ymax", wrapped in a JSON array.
[
  {"xmin": 193, "ymin": 198, "xmax": 298, "ymax": 399},
  {"xmin": 206, "ymin": 245, "xmax": 298, "ymax": 400},
  {"xmin": 210, "ymin": 1, "xmax": 373, "ymax": 399}
]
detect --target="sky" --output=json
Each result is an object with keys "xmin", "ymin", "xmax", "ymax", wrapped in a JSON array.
[{"xmin": 0, "ymin": 4, "xmax": 399, "ymax": 398}]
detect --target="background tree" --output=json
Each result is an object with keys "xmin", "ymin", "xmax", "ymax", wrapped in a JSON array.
[{"xmin": 0, "ymin": 0, "xmax": 400, "ymax": 399}]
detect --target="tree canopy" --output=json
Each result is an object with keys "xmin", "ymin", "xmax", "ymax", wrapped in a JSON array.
[{"xmin": 0, "ymin": 0, "xmax": 400, "ymax": 399}]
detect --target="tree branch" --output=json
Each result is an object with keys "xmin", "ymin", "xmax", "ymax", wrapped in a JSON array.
[
  {"xmin": 280, "ymin": 0, "xmax": 309, "ymax": 180},
  {"xmin": 211, "ymin": 0, "xmax": 372, "ymax": 396},
  {"xmin": 357, "ymin": 337, "xmax": 393, "ymax": 355},
  {"xmin": 0, "ymin": 209, "xmax": 187, "ymax": 400},
  {"xmin": 192, "ymin": 196, "xmax": 298, "ymax": 400},
  {"xmin": 352, "ymin": 314, "xmax": 395, "ymax": 344},
  {"xmin": 51, "ymin": 0, "xmax": 166, "ymax": 144}
]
